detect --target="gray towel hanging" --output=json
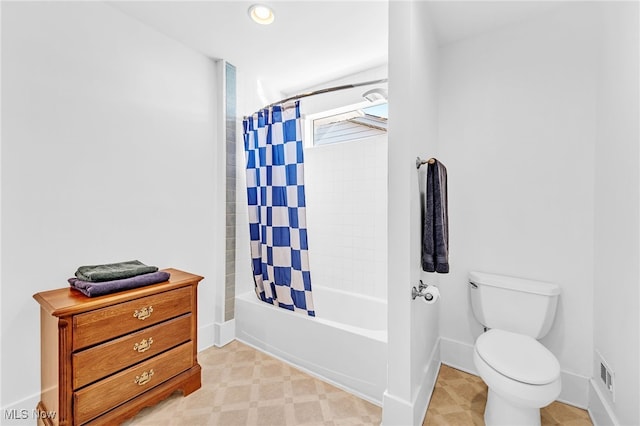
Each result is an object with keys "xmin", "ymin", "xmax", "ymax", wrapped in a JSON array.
[{"xmin": 422, "ymin": 158, "xmax": 449, "ymax": 273}]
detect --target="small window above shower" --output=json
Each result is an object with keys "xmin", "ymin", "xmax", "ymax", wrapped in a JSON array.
[{"xmin": 306, "ymin": 102, "xmax": 387, "ymax": 147}]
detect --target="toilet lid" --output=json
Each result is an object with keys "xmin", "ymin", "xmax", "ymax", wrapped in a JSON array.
[{"xmin": 476, "ymin": 329, "xmax": 560, "ymax": 385}]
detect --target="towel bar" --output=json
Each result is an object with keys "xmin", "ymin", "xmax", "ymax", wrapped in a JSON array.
[{"xmin": 416, "ymin": 157, "xmax": 436, "ymax": 169}]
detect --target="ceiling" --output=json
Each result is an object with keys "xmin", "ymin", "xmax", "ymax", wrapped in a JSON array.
[
  {"xmin": 427, "ymin": 1, "xmax": 564, "ymax": 46},
  {"xmin": 109, "ymin": 1, "xmax": 389, "ymax": 97},
  {"xmin": 109, "ymin": 1, "xmax": 564, "ymax": 98}
]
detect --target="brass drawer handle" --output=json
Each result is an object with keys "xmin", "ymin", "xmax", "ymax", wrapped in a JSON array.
[
  {"xmin": 134, "ymin": 369, "xmax": 154, "ymax": 386},
  {"xmin": 133, "ymin": 337, "xmax": 153, "ymax": 353},
  {"xmin": 133, "ymin": 306, "xmax": 153, "ymax": 320}
]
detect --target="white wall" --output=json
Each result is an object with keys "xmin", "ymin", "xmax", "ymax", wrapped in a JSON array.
[
  {"xmin": 436, "ymin": 2, "xmax": 640, "ymax": 420},
  {"xmin": 437, "ymin": 2, "xmax": 598, "ymax": 393},
  {"xmin": 593, "ymin": 2, "xmax": 640, "ymax": 425},
  {"xmin": 384, "ymin": 2, "xmax": 440, "ymax": 424},
  {"xmin": 305, "ymin": 135, "xmax": 388, "ymax": 300},
  {"xmin": 1, "ymin": 1, "xmax": 220, "ymax": 413}
]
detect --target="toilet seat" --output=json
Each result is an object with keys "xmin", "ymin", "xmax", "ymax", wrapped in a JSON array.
[{"xmin": 476, "ymin": 329, "xmax": 560, "ymax": 385}]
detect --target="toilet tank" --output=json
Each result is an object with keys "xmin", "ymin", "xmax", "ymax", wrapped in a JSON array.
[{"xmin": 469, "ymin": 271, "xmax": 560, "ymax": 339}]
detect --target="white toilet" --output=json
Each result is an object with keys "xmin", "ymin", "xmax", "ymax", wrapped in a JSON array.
[{"xmin": 469, "ymin": 271, "xmax": 561, "ymax": 426}]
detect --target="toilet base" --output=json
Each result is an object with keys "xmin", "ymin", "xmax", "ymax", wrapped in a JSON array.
[{"xmin": 485, "ymin": 389, "xmax": 541, "ymax": 426}]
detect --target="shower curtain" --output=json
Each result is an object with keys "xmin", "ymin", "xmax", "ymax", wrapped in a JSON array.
[{"xmin": 243, "ymin": 100, "xmax": 315, "ymax": 316}]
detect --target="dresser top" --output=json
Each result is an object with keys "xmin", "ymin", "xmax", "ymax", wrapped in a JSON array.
[{"xmin": 33, "ymin": 268, "xmax": 203, "ymax": 317}]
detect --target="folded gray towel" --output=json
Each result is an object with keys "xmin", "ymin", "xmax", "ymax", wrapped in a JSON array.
[
  {"xmin": 422, "ymin": 159, "xmax": 449, "ymax": 273},
  {"xmin": 69, "ymin": 271, "xmax": 170, "ymax": 297},
  {"xmin": 75, "ymin": 260, "xmax": 158, "ymax": 282}
]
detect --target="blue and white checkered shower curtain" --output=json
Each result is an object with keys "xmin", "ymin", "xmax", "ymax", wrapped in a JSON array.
[{"xmin": 243, "ymin": 100, "xmax": 315, "ymax": 316}]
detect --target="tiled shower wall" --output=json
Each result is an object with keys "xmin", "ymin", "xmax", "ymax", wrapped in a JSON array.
[
  {"xmin": 304, "ymin": 135, "xmax": 388, "ymax": 300},
  {"xmin": 224, "ymin": 62, "xmax": 236, "ymax": 321}
]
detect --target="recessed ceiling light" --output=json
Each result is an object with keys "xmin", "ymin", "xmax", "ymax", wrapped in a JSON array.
[{"xmin": 248, "ymin": 4, "xmax": 275, "ymax": 25}]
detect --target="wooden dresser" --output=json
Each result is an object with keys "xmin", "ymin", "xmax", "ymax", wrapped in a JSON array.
[{"xmin": 33, "ymin": 268, "xmax": 203, "ymax": 426}]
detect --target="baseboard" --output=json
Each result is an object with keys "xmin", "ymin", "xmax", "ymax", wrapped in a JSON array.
[
  {"xmin": 414, "ymin": 338, "xmax": 442, "ymax": 425},
  {"xmin": 198, "ymin": 322, "xmax": 216, "ymax": 351},
  {"xmin": 557, "ymin": 370, "xmax": 590, "ymax": 409},
  {"xmin": 213, "ymin": 319, "xmax": 235, "ymax": 347},
  {"xmin": 588, "ymin": 378, "xmax": 620, "ymax": 426},
  {"xmin": 381, "ymin": 391, "xmax": 414, "ymax": 426},
  {"xmin": 382, "ymin": 338, "xmax": 441, "ymax": 426},
  {"xmin": 1, "ymin": 392, "xmax": 41, "ymax": 425},
  {"xmin": 439, "ymin": 336, "xmax": 590, "ymax": 409},
  {"xmin": 439, "ymin": 336, "xmax": 477, "ymax": 376}
]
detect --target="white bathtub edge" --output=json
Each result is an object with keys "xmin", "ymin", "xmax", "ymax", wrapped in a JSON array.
[
  {"xmin": 236, "ymin": 336, "xmax": 383, "ymax": 407},
  {"xmin": 235, "ymin": 291, "xmax": 386, "ymax": 405},
  {"xmin": 236, "ymin": 291, "xmax": 387, "ymax": 342},
  {"xmin": 312, "ymin": 284, "xmax": 388, "ymax": 305}
]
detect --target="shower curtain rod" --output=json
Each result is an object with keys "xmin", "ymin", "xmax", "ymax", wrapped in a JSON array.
[{"xmin": 254, "ymin": 77, "xmax": 388, "ymax": 113}]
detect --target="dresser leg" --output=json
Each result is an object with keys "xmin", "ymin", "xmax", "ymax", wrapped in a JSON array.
[
  {"xmin": 181, "ymin": 364, "xmax": 202, "ymax": 396},
  {"xmin": 36, "ymin": 401, "xmax": 59, "ymax": 426}
]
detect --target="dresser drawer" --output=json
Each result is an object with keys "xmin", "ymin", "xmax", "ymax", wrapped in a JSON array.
[
  {"xmin": 73, "ymin": 286, "xmax": 192, "ymax": 350},
  {"xmin": 74, "ymin": 342, "xmax": 193, "ymax": 424},
  {"xmin": 72, "ymin": 314, "xmax": 191, "ymax": 389}
]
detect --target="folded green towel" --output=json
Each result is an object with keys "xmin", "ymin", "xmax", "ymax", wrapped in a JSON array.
[{"xmin": 75, "ymin": 260, "xmax": 159, "ymax": 282}]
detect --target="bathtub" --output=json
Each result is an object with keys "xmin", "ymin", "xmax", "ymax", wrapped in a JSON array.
[{"xmin": 235, "ymin": 285, "xmax": 388, "ymax": 405}]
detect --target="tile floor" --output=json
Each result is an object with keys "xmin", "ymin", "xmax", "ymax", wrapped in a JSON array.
[
  {"xmin": 125, "ymin": 340, "xmax": 381, "ymax": 425},
  {"xmin": 126, "ymin": 341, "xmax": 592, "ymax": 425},
  {"xmin": 423, "ymin": 365, "xmax": 593, "ymax": 426}
]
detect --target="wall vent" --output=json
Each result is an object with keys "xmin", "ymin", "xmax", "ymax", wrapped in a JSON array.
[{"xmin": 598, "ymin": 352, "xmax": 615, "ymax": 401}]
